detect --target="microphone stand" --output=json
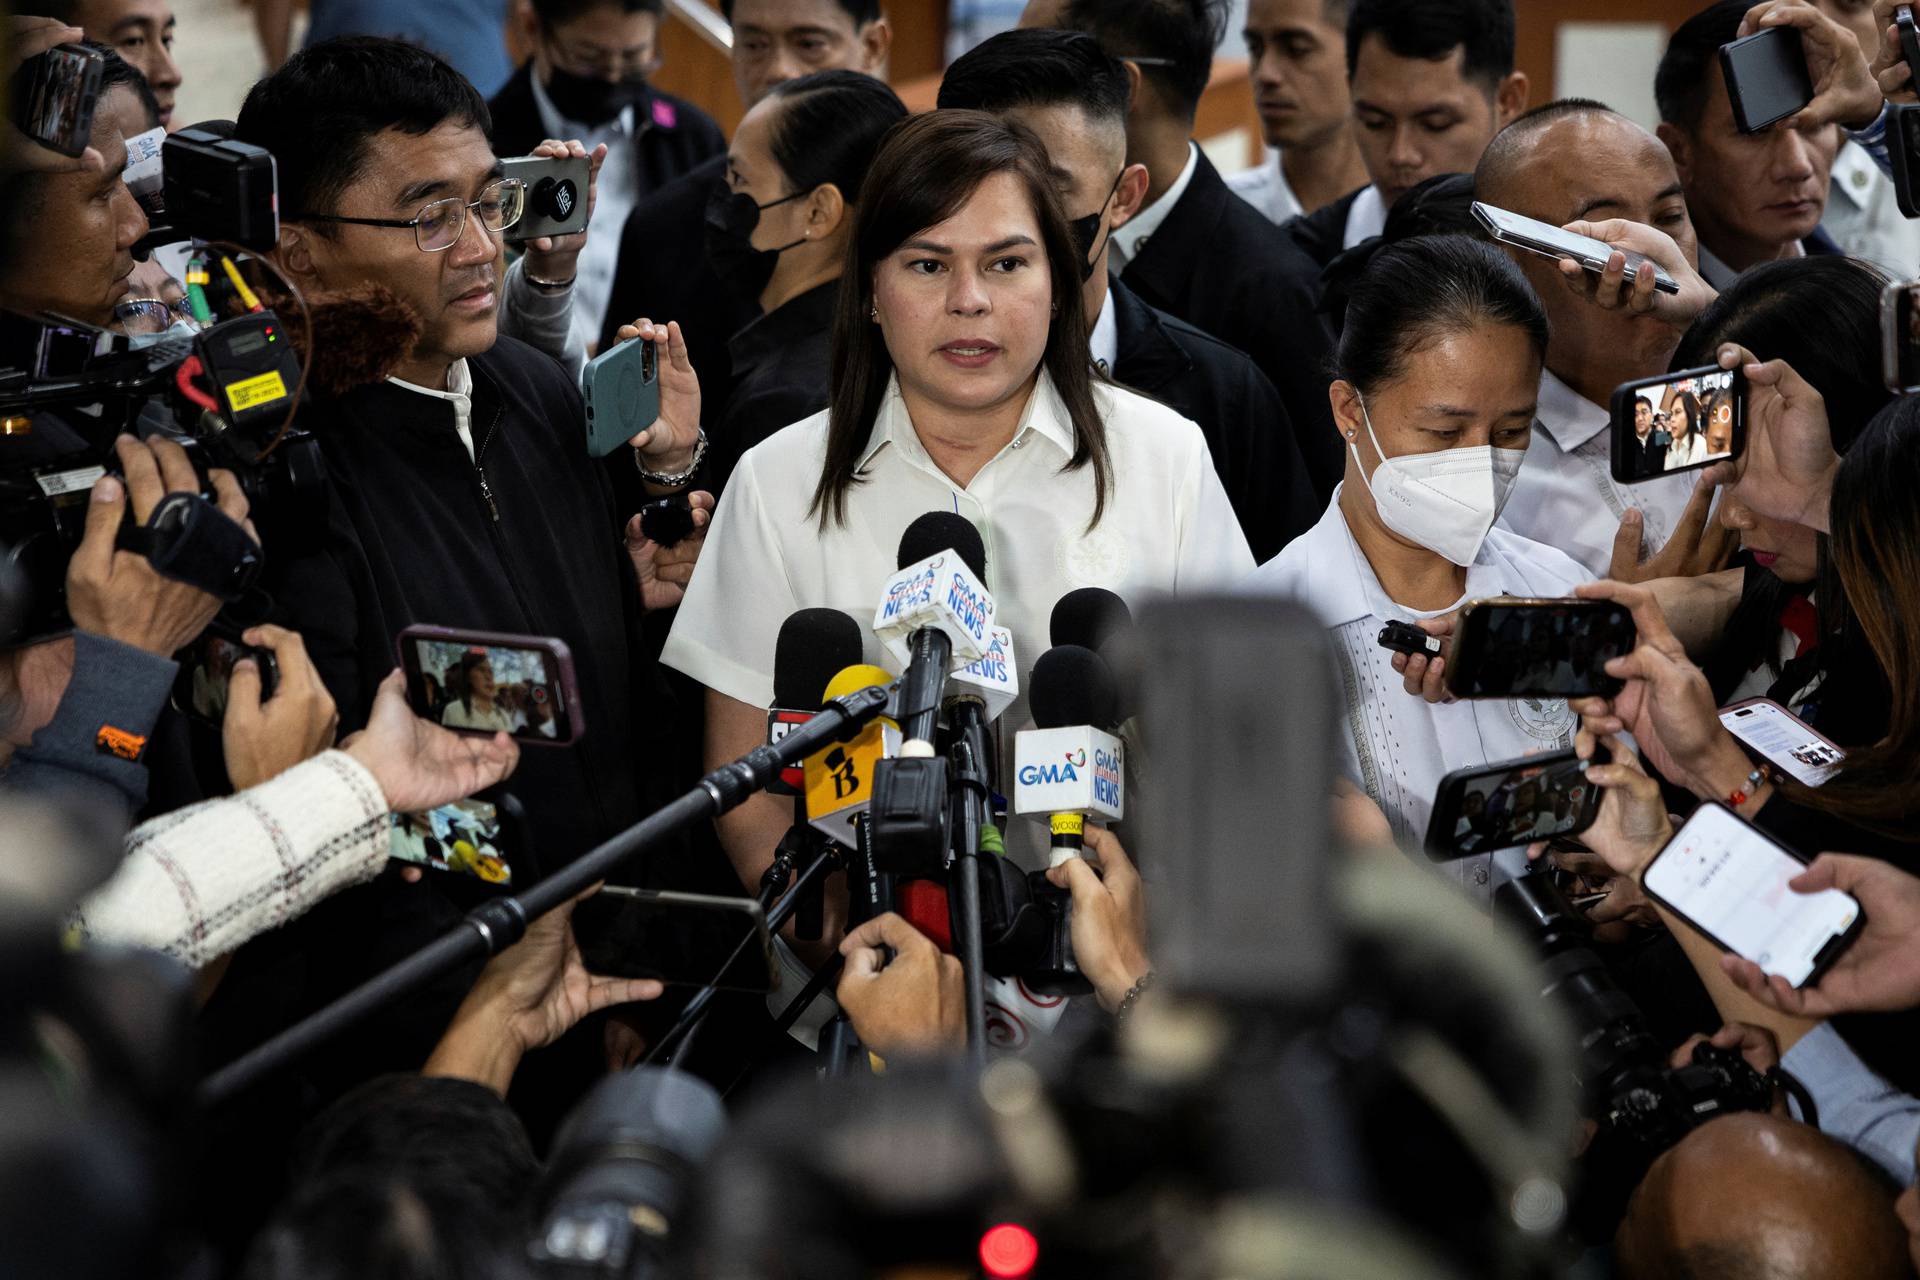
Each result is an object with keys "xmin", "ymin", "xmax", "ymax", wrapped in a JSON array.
[
  {"xmin": 947, "ymin": 701, "xmax": 992, "ymax": 1063},
  {"xmin": 197, "ymin": 685, "xmax": 895, "ymax": 1108}
]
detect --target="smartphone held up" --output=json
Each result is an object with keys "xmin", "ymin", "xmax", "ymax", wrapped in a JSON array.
[
  {"xmin": 1610, "ymin": 365, "xmax": 1744, "ymax": 484},
  {"xmin": 397, "ymin": 625, "xmax": 583, "ymax": 746}
]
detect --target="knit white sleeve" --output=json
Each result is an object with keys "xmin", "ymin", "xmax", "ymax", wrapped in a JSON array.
[{"xmin": 74, "ymin": 751, "xmax": 392, "ymax": 969}]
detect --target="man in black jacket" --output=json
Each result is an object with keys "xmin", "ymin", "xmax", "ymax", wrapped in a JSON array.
[
  {"xmin": 595, "ymin": 0, "xmax": 891, "ymax": 394},
  {"xmin": 488, "ymin": 0, "xmax": 725, "ymax": 353},
  {"xmin": 941, "ymin": 28, "xmax": 1318, "ymax": 560},
  {"xmin": 1286, "ymin": 0, "xmax": 1527, "ymax": 271},
  {"xmin": 1032, "ymin": 0, "xmax": 1344, "ymax": 500},
  {"xmin": 218, "ymin": 38, "xmax": 709, "ymax": 1098}
]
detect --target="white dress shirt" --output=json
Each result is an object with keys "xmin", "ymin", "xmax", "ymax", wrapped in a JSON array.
[
  {"xmin": 1698, "ymin": 238, "xmax": 1805, "ymax": 291},
  {"xmin": 665, "ymin": 369, "xmax": 1252, "ymax": 1048},
  {"xmin": 389, "ymin": 358, "xmax": 476, "ymax": 460},
  {"xmin": 1343, "ymin": 184, "xmax": 1388, "ymax": 250},
  {"xmin": 1109, "ymin": 142, "xmax": 1200, "ymax": 273},
  {"xmin": 1244, "ymin": 488, "xmax": 1590, "ymax": 900},
  {"xmin": 1822, "ymin": 139, "xmax": 1920, "ymax": 278},
  {"xmin": 1226, "ymin": 148, "xmax": 1305, "ymax": 225},
  {"xmin": 1088, "ymin": 289, "xmax": 1120, "ymax": 376},
  {"xmin": 1499, "ymin": 369, "xmax": 1700, "ymax": 579},
  {"xmin": 531, "ymin": 70, "xmax": 639, "ymax": 354}
]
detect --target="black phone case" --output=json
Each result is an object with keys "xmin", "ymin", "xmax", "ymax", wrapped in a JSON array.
[
  {"xmin": 1892, "ymin": 105, "xmax": 1920, "ymax": 220},
  {"xmin": 1719, "ymin": 27, "xmax": 1813, "ymax": 134},
  {"xmin": 1443, "ymin": 601, "xmax": 1634, "ymax": 699},
  {"xmin": 1424, "ymin": 746, "xmax": 1606, "ymax": 862},
  {"xmin": 1640, "ymin": 802, "xmax": 1866, "ymax": 990},
  {"xmin": 1608, "ymin": 365, "xmax": 1747, "ymax": 485}
]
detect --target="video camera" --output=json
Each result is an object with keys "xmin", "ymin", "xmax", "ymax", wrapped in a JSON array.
[
  {"xmin": 0, "ymin": 127, "xmax": 319, "ymax": 646},
  {"xmin": 1496, "ymin": 873, "xmax": 1776, "ymax": 1153}
]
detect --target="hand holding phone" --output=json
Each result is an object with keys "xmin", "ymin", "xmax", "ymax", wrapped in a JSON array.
[
  {"xmin": 582, "ymin": 335, "xmax": 661, "ymax": 459},
  {"xmin": 1718, "ymin": 698, "xmax": 1844, "ymax": 786},
  {"xmin": 1610, "ymin": 365, "xmax": 1745, "ymax": 484},
  {"xmin": 1642, "ymin": 803, "xmax": 1862, "ymax": 989},
  {"xmin": 1444, "ymin": 599, "xmax": 1635, "ymax": 699},
  {"xmin": 1473, "ymin": 202, "xmax": 1681, "ymax": 294},
  {"xmin": 1719, "ymin": 853, "xmax": 1920, "ymax": 1017},
  {"xmin": 1719, "ymin": 25, "xmax": 1814, "ymax": 133},
  {"xmin": 9, "ymin": 42, "xmax": 105, "ymax": 159},
  {"xmin": 1426, "ymin": 746, "xmax": 1607, "ymax": 862},
  {"xmin": 1377, "ymin": 619, "xmax": 1442, "ymax": 658}
]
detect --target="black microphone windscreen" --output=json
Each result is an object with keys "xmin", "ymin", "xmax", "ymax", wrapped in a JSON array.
[
  {"xmin": 896, "ymin": 511, "xmax": 987, "ymax": 580},
  {"xmin": 1029, "ymin": 644, "xmax": 1120, "ymax": 730},
  {"xmin": 773, "ymin": 609, "xmax": 863, "ymax": 710},
  {"xmin": 1050, "ymin": 587, "xmax": 1134, "ymax": 652},
  {"xmin": 181, "ymin": 119, "xmax": 238, "ymax": 138}
]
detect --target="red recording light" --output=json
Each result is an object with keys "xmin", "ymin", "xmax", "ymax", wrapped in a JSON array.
[{"xmin": 979, "ymin": 1223, "xmax": 1038, "ymax": 1278}]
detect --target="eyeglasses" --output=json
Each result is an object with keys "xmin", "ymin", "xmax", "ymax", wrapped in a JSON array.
[
  {"xmin": 548, "ymin": 38, "xmax": 661, "ymax": 79},
  {"xmin": 114, "ymin": 296, "xmax": 199, "ymax": 336},
  {"xmin": 295, "ymin": 178, "xmax": 527, "ymax": 253}
]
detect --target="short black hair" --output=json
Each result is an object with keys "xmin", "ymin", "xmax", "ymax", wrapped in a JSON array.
[
  {"xmin": 91, "ymin": 42, "xmax": 163, "ymax": 133},
  {"xmin": 1057, "ymin": 0, "xmax": 1227, "ymax": 123},
  {"xmin": 235, "ymin": 36, "xmax": 492, "ymax": 224},
  {"xmin": 719, "ymin": 0, "xmax": 883, "ymax": 24},
  {"xmin": 1345, "ymin": 0, "xmax": 1516, "ymax": 90},
  {"xmin": 764, "ymin": 71, "xmax": 906, "ymax": 204},
  {"xmin": 1656, "ymin": 1, "xmax": 1746, "ymax": 132},
  {"xmin": 1336, "ymin": 234, "xmax": 1548, "ymax": 396},
  {"xmin": 530, "ymin": 0, "xmax": 663, "ymax": 22},
  {"xmin": 937, "ymin": 29, "xmax": 1131, "ymax": 131}
]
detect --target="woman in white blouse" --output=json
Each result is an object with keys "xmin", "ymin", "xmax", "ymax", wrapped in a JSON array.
[
  {"xmin": 662, "ymin": 110, "xmax": 1252, "ymax": 931},
  {"xmin": 1244, "ymin": 236, "xmax": 1595, "ymax": 899}
]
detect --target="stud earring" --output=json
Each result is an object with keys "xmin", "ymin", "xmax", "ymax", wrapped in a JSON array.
[{"xmin": 870, "ymin": 305, "xmax": 879, "ymax": 322}]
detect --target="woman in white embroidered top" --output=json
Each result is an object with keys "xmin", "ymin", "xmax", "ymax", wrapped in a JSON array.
[
  {"xmin": 1244, "ymin": 236, "xmax": 1593, "ymax": 899},
  {"xmin": 663, "ymin": 110, "xmax": 1252, "ymax": 925}
]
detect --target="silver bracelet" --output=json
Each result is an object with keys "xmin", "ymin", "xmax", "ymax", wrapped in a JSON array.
[
  {"xmin": 524, "ymin": 271, "xmax": 575, "ymax": 293},
  {"xmin": 1115, "ymin": 970, "xmax": 1154, "ymax": 1023},
  {"xmin": 634, "ymin": 426, "xmax": 707, "ymax": 487}
]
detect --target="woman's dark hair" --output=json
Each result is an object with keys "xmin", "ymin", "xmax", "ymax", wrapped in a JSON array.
[
  {"xmin": 1669, "ymin": 390, "xmax": 1701, "ymax": 442},
  {"xmin": 1335, "ymin": 234, "xmax": 1549, "ymax": 396},
  {"xmin": 1677, "ymin": 255, "xmax": 1893, "ymax": 697},
  {"xmin": 449, "ymin": 652, "xmax": 490, "ymax": 711},
  {"xmin": 764, "ymin": 71, "xmax": 906, "ymax": 207},
  {"xmin": 1321, "ymin": 172, "xmax": 1479, "ymax": 332},
  {"xmin": 1804, "ymin": 396, "xmax": 1920, "ymax": 835},
  {"xmin": 814, "ymin": 110, "xmax": 1109, "ymax": 528}
]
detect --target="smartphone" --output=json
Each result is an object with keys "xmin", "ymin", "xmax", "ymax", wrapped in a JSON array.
[
  {"xmin": 395, "ymin": 625, "xmax": 583, "ymax": 746},
  {"xmin": 1898, "ymin": 7, "xmax": 1920, "ymax": 92},
  {"xmin": 571, "ymin": 887, "xmax": 776, "ymax": 993},
  {"xmin": 1719, "ymin": 697, "xmax": 1845, "ymax": 787},
  {"xmin": 388, "ymin": 792, "xmax": 524, "ymax": 885},
  {"xmin": 500, "ymin": 154, "xmax": 591, "ymax": 243},
  {"xmin": 1472, "ymin": 202, "xmax": 1680, "ymax": 295},
  {"xmin": 1610, "ymin": 364, "xmax": 1745, "ymax": 484},
  {"xmin": 1890, "ymin": 106, "xmax": 1920, "ymax": 221},
  {"xmin": 10, "ymin": 44, "xmax": 106, "ymax": 159},
  {"xmin": 171, "ymin": 630, "xmax": 277, "ymax": 726},
  {"xmin": 1425, "ymin": 746, "xmax": 1605, "ymax": 862},
  {"xmin": 581, "ymin": 337, "xmax": 661, "ymax": 460},
  {"xmin": 1445, "ymin": 598, "xmax": 1635, "ymax": 699},
  {"xmin": 1719, "ymin": 25, "xmax": 1814, "ymax": 134},
  {"xmin": 1882, "ymin": 277, "xmax": 1920, "ymax": 394},
  {"xmin": 1642, "ymin": 802, "xmax": 1863, "ymax": 988},
  {"xmin": 1377, "ymin": 619, "xmax": 1442, "ymax": 658}
]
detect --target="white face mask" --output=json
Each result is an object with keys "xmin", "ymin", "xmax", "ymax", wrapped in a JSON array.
[{"xmin": 1350, "ymin": 392, "xmax": 1527, "ymax": 567}]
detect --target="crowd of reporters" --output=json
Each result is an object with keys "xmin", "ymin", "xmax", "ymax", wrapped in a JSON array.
[{"xmin": 11, "ymin": 0, "xmax": 1920, "ymax": 1275}]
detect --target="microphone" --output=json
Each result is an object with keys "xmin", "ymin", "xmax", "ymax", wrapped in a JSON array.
[
  {"xmin": 946, "ymin": 624, "xmax": 1018, "ymax": 726},
  {"xmin": 1014, "ymin": 645, "xmax": 1125, "ymax": 864},
  {"xmin": 875, "ymin": 513, "xmax": 996, "ymax": 748},
  {"xmin": 767, "ymin": 609, "xmax": 864, "ymax": 795},
  {"xmin": 802, "ymin": 664, "xmax": 901, "ymax": 849},
  {"xmin": 1051, "ymin": 587, "xmax": 1140, "ymax": 723}
]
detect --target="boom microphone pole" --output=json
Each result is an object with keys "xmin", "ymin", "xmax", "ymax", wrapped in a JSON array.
[{"xmin": 198, "ymin": 682, "xmax": 896, "ymax": 1108}]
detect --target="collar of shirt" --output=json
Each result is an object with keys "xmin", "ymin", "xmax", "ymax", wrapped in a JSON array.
[
  {"xmin": 388, "ymin": 358, "xmax": 476, "ymax": 460},
  {"xmin": 1224, "ymin": 149, "xmax": 1304, "ymax": 224},
  {"xmin": 529, "ymin": 65, "xmax": 635, "ymax": 146},
  {"xmin": 1829, "ymin": 139, "xmax": 1882, "ymax": 213},
  {"xmin": 1088, "ymin": 289, "xmax": 1120, "ymax": 376},
  {"xmin": 1257, "ymin": 484, "xmax": 1571, "ymax": 628},
  {"xmin": 1699, "ymin": 238, "xmax": 1804, "ymax": 290},
  {"xmin": 1110, "ymin": 141, "xmax": 1199, "ymax": 267},
  {"xmin": 857, "ymin": 369, "xmax": 1077, "ymax": 475},
  {"xmin": 1533, "ymin": 366, "xmax": 1609, "ymax": 453},
  {"xmin": 1342, "ymin": 184, "xmax": 1388, "ymax": 250},
  {"xmin": 729, "ymin": 278, "xmax": 839, "ymax": 379}
]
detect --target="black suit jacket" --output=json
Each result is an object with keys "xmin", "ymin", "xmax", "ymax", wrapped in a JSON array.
[
  {"xmin": 486, "ymin": 63, "xmax": 725, "ymax": 200},
  {"xmin": 1119, "ymin": 149, "xmax": 1343, "ymax": 499},
  {"xmin": 1107, "ymin": 277, "xmax": 1316, "ymax": 562},
  {"xmin": 1285, "ymin": 187, "xmax": 1363, "ymax": 273}
]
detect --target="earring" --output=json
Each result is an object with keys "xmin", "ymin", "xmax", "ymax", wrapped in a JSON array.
[{"xmin": 870, "ymin": 304, "xmax": 879, "ymax": 322}]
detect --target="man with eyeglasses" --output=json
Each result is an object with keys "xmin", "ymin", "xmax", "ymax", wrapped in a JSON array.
[
  {"xmin": 487, "ymin": 0, "xmax": 724, "ymax": 355},
  {"xmin": 222, "ymin": 37, "xmax": 707, "ymax": 1100}
]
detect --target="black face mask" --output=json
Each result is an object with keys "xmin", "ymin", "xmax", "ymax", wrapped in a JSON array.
[
  {"xmin": 1067, "ymin": 169, "xmax": 1127, "ymax": 283},
  {"xmin": 705, "ymin": 176, "xmax": 807, "ymax": 301},
  {"xmin": 543, "ymin": 63, "xmax": 648, "ymax": 126}
]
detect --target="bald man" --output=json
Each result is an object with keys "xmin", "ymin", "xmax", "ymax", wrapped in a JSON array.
[
  {"xmin": 1474, "ymin": 99, "xmax": 1712, "ymax": 580},
  {"xmin": 1617, "ymin": 1112, "xmax": 1915, "ymax": 1280}
]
